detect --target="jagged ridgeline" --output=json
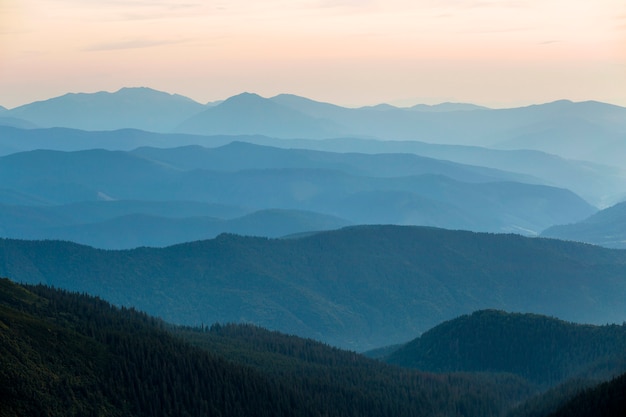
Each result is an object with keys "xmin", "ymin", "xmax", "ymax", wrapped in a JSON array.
[{"xmin": 0, "ymin": 278, "xmax": 537, "ymax": 417}]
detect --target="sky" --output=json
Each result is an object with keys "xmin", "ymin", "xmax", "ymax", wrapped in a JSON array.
[{"xmin": 1, "ymin": 0, "xmax": 625, "ymax": 109}]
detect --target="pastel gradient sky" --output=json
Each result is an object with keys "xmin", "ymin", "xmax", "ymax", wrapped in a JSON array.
[{"xmin": 1, "ymin": 0, "xmax": 625, "ymax": 108}]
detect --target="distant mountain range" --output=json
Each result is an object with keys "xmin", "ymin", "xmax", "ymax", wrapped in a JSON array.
[
  {"xmin": 0, "ymin": 145, "xmax": 596, "ymax": 246},
  {"xmin": 0, "ymin": 126, "xmax": 623, "ymax": 206},
  {"xmin": 2, "ymin": 225, "xmax": 626, "ymax": 350},
  {"xmin": 541, "ymin": 201, "xmax": 626, "ymax": 249},
  {"xmin": 2, "ymin": 88, "xmax": 625, "ymax": 260},
  {"xmin": 3, "ymin": 87, "xmax": 626, "ymax": 167}
]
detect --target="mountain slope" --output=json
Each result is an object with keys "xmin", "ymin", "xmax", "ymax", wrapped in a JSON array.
[
  {"xmin": 0, "ymin": 278, "xmax": 296, "ymax": 417},
  {"xmin": 541, "ymin": 201, "xmax": 626, "ymax": 249},
  {"xmin": 1, "ymin": 225, "xmax": 625, "ymax": 350},
  {"xmin": 5, "ymin": 87, "xmax": 205, "ymax": 132}
]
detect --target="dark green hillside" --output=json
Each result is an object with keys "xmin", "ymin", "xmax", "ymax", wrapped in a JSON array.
[
  {"xmin": 0, "ymin": 278, "xmax": 536, "ymax": 417},
  {"xmin": 546, "ymin": 372, "xmax": 626, "ymax": 417},
  {"xmin": 1, "ymin": 226, "xmax": 626, "ymax": 350},
  {"xmin": 384, "ymin": 310, "xmax": 626, "ymax": 387},
  {"xmin": 0, "ymin": 278, "xmax": 296, "ymax": 417}
]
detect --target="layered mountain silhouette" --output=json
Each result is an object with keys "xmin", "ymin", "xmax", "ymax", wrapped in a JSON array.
[
  {"xmin": 2, "ymin": 225, "xmax": 626, "ymax": 350},
  {"xmin": 4, "ymin": 88, "xmax": 626, "ymax": 168},
  {"xmin": 1, "ymin": 125, "xmax": 623, "ymax": 206},
  {"xmin": 0, "ymin": 146, "xmax": 596, "ymax": 244}
]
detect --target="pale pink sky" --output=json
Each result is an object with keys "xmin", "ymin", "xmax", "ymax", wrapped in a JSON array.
[{"xmin": 1, "ymin": 0, "xmax": 625, "ymax": 108}]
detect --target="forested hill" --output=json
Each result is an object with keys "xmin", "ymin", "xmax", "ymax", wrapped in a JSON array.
[
  {"xmin": 0, "ymin": 278, "xmax": 536, "ymax": 417},
  {"xmin": 382, "ymin": 310, "xmax": 626, "ymax": 387},
  {"xmin": 1, "ymin": 225, "xmax": 626, "ymax": 350}
]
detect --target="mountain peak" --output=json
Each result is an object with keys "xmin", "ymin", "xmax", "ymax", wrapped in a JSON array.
[
  {"xmin": 410, "ymin": 102, "xmax": 488, "ymax": 112},
  {"xmin": 221, "ymin": 92, "xmax": 266, "ymax": 104}
]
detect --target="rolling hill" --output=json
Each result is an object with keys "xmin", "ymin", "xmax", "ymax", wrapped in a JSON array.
[
  {"xmin": 382, "ymin": 310, "xmax": 626, "ymax": 387},
  {"xmin": 1, "ymin": 225, "xmax": 625, "ymax": 350}
]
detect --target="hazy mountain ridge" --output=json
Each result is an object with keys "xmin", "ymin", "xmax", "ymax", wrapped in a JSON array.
[
  {"xmin": 1, "ymin": 225, "xmax": 625, "ymax": 350},
  {"xmin": 5, "ymin": 88, "xmax": 626, "ymax": 168},
  {"xmin": 410, "ymin": 102, "xmax": 489, "ymax": 112},
  {"xmin": 0, "ymin": 207, "xmax": 351, "ymax": 249},
  {"xmin": 1, "ymin": 125, "xmax": 622, "ymax": 206},
  {"xmin": 0, "ymin": 146, "xmax": 596, "ymax": 246},
  {"xmin": 541, "ymin": 201, "xmax": 626, "ymax": 249},
  {"xmin": 5, "ymin": 87, "xmax": 206, "ymax": 132},
  {"xmin": 176, "ymin": 92, "xmax": 345, "ymax": 138},
  {"xmin": 131, "ymin": 141, "xmax": 537, "ymax": 183},
  {"xmin": 3, "ymin": 88, "xmax": 624, "ymax": 206}
]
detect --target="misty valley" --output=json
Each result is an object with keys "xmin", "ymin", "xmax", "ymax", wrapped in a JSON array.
[{"xmin": 1, "ymin": 88, "xmax": 626, "ymax": 417}]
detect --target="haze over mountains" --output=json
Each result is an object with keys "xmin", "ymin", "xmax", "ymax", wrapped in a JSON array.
[
  {"xmin": 4, "ymin": 87, "xmax": 626, "ymax": 165},
  {"xmin": 2, "ymin": 87, "xmax": 625, "ymax": 204},
  {"xmin": 0, "ymin": 144, "xmax": 596, "ymax": 248},
  {"xmin": 2, "ymin": 86, "xmax": 626, "ymax": 416},
  {"xmin": 1, "ymin": 89, "xmax": 625, "ymax": 332}
]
